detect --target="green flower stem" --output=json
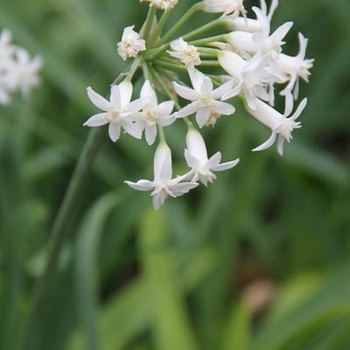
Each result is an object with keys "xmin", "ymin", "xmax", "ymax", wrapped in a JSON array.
[
  {"xmin": 157, "ymin": 2, "xmax": 204, "ymax": 46},
  {"xmin": 143, "ymin": 43, "xmax": 170, "ymax": 61},
  {"xmin": 125, "ymin": 56, "xmax": 143, "ymax": 82},
  {"xmin": 154, "ymin": 59, "xmax": 187, "ymax": 74},
  {"xmin": 143, "ymin": 6, "xmax": 158, "ymax": 43},
  {"xmin": 150, "ymin": 66, "xmax": 192, "ymax": 127},
  {"xmin": 18, "ymin": 127, "xmax": 105, "ymax": 350},
  {"xmin": 190, "ymin": 34, "xmax": 227, "ymax": 47},
  {"xmin": 198, "ymin": 47, "xmax": 221, "ymax": 58},
  {"xmin": 198, "ymin": 60, "xmax": 221, "ymax": 67},
  {"xmin": 142, "ymin": 60, "xmax": 152, "ymax": 81},
  {"xmin": 182, "ymin": 18, "xmax": 225, "ymax": 41},
  {"xmin": 148, "ymin": 8, "xmax": 174, "ymax": 47}
]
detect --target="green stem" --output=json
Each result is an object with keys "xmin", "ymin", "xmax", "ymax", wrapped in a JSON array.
[
  {"xmin": 148, "ymin": 7, "xmax": 174, "ymax": 47},
  {"xmin": 190, "ymin": 34, "xmax": 227, "ymax": 47},
  {"xmin": 143, "ymin": 6, "xmax": 158, "ymax": 43},
  {"xmin": 154, "ymin": 58, "xmax": 187, "ymax": 74},
  {"xmin": 18, "ymin": 127, "xmax": 105, "ymax": 350},
  {"xmin": 150, "ymin": 67, "xmax": 192, "ymax": 127},
  {"xmin": 182, "ymin": 18, "xmax": 225, "ymax": 41},
  {"xmin": 157, "ymin": 2, "xmax": 204, "ymax": 46}
]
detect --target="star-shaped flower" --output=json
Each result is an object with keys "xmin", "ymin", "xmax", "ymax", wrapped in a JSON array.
[
  {"xmin": 247, "ymin": 92, "xmax": 307, "ymax": 155},
  {"xmin": 174, "ymin": 68, "xmax": 235, "ymax": 127},
  {"xmin": 137, "ymin": 80, "xmax": 175, "ymax": 145},
  {"xmin": 117, "ymin": 26, "xmax": 146, "ymax": 61},
  {"xmin": 184, "ymin": 127, "xmax": 239, "ymax": 186},
  {"xmin": 125, "ymin": 143, "xmax": 198, "ymax": 209},
  {"xmin": 84, "ymin": 81, "xmax": 145, "ymax": 142},
  {"xmin": 168, "ymin": 38, "xmax": 201, "ymax": 67}
]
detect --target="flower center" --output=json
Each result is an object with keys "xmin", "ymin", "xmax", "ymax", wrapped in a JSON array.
[
  {"xmin": 278, "ymin": 119, "xmax": 301, "ymax": 141},
  {"xmin": 107, "ymin": 108, "xmax": 122, "ymax": 123},
  {"xmin": 143, "ymin": 106, "xmax": 159, "ymax": 125},
  {"xmin": 197, "ymin": 93, "xmax": 214, "ymax": 108}
]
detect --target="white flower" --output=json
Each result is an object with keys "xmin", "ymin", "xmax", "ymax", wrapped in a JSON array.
[
  {"xmin": 168, "ymin": 38, "xmax": 201, "ymax": 67},
  {"xmin": 204, "ymin": 0, "xmax": 247, "ymax": 19},
  {"xmin": 141, "ymin": 0, "xmax": 178, "ymax": 10},
  {"xmin": 137, "ymin": 80, "xmax": 175, "ymax": 145},
  {"xmin": 184, "ymin": 127, "xmax": 239, "ymax": 186},
  {"xmin": 278, "ymin": 33, "xmax": 314, "ymax": 99},
  {"xmin": 84, "ymin": 81, "xmax": 145, "ymax": 142},
  {"xmin": 125, "ymin": 143, "xmax": 198, "ymax": 210},
  {"xmin": 219, "ymin": 50, "xmax": 281, "ymax": 109},
  {"xmin": 173, "ymin": 68, "xmax": 236, "ymax": 127},
  {"xmin": 246, "ymin": 92, "xmax": 307, "ymax": 155},
  {"xmin": 117, "ymin": 26, "xmax": 146, "ymax": 61},
  {"xmin": 224, "ymin": 0, "xmax": 278, "ymax": 32},
  {"xmin": 10, "ymin": 48, "xmax": 43, "ymax": 99},
  {"xmin": 226, "ymin": 20, "xmax": 293, "ymax": 57},
  {"xmin": 0, "ymin": 29, "xmax": 16, "ymax": 70}
]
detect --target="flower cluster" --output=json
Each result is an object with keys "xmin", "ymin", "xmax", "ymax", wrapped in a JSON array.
[
  {"xmin": 84, "ymin": 0, "xmax": 313, "ymax": 209},
  {"xmin": 0, "ymin": 28, "xmax": 42, "ymax": 105}
]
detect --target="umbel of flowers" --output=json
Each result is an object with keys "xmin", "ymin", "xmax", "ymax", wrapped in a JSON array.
[
  {"xmin": 84, "ymin": 0, "xmax": 314, "ymax": 210},
  {"xmin": 0, "ymin": 28, "xmax": 42, "ymax": 105}
]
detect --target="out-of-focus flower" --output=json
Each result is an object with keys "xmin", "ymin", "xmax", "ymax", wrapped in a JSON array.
[
  {"xmin": 125, "ymin": 143, "xmax": 198, "ymax": 209},
  {"xmin": 84, "ymin": 81, "xmax": 145, "ymax": 142},
  {"xmin": 9, "ymin": 48, "xmax": 43, "ymax": 99},
  {"xmin": 117, "ymin": 26, "xmax": 146, "ymax": 61},
  {"xmin": 184, "ymin": 127, "xmax": 239, "ymax": 185},
  {"xmin": 168, "ymin": 38, "xmax": 201, "ymax": 67}
]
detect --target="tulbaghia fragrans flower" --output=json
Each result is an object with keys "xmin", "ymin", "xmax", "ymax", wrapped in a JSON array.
[
  {"xmin": 137, "ymin": 80, "xmax": 175, "ymax": 145},
  {"xmin": 141, "ymin": 0, "xmax": 178, "ymax": 10},
  {"xmin": 84, "ymin": 81, "xmax": 145, "ymax": 142},
  {"xmin": 184, "ymin": 127, "xmax": 239, "ymax": 186},
  {"xmin": 125, "ymin": 143, "xmax": 198, "ymax": 209},
  {"xmin": 174, "ymin": 68, "xmax": 236, "ymax": 127},
  {"xmin": 204, "ymin": 0, "xmax": 247, "ymax": 19},
  {"xmin": 219, "ymin": 50, "xmax": 280, "ymax": 109},
  {"xmin": 246, "ymin": 92, "xmax": 307, "ymax": 155},
  {"xmin": 10, "ymin": 48, "xmax": 43, "ymax": 99},
  {"xmin": 168, "ymin": 38, "xmax": 201, "ymax": 67},
  {"xmin": 278, "ymin": 33, "xmax": 314, "ymax": 99},
  {"xmin": 117, "ymin": 26, "xmax": 146, "ymax": 61},
  {"xmin": 0, "ymin": 28, "xmax": 42, "ymax": 105}
]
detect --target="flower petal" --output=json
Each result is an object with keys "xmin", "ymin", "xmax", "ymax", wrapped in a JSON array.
[
  {"xmin": 83, "ymin": 113, "xmax": 108, "ymax": 127},
  {"xmin": 87, "ymin": 87, "xmax": 110, "ymax": 111}
]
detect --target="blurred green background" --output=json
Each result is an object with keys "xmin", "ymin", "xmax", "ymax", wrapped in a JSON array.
[{"xmin": 1, "ymin": 0, "xmax": 350, "ymax": 349}]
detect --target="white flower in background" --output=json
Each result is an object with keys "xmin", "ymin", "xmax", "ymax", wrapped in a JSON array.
[
  {"xmin": 0, "ymin": 28, "xmax": 42, "ymax": 105},
  {"xmin": 168, "ymin": 38, "xmax": 201, "ymax": 67},
  {"xmin": 278, "ymin": 33, "xmax": 314, "ymax": 99},
  {"xmin": 141, "ymin": 0, "xmax": 178, "ymax": 10},
  {"xmin": 125, "ymin": 143, "xmax": 198, "ymax": 210},
  {"xmin": 117, "ymin": 26, "xmax": 146, "ymax": 61},
  {"xmin": 184, "ymin": 127, "xmax": 239, "ymax": 186},
  {"xmin": 174, "ymin": 68, "xmax": 236, "ymax": 127},
  {"xmin": 219, "ymin": 50, "xmax": 281, "ymax": 109},
  {"xmin": 10, "ymin": 48, "xmax": 43, "ymax": 99},
  {"xmin": 137, "ymin": 80, "xmax": 175, "ymax": 145},
  {"xmin": 84, "ymin": 81, "xmax": 145, "ymax": 142},
  {"xmin": 246, "ymin": 92, "xmax": 307, "ymax": 155},
  {"xmin": 0, "ymin": 29, "xmax": 16, "ymax": 70},
  {"xmin": 204, "ymin": 0, "xmax": 247, "ymax": 19}
]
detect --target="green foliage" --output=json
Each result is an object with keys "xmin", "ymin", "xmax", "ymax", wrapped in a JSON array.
[{"xmin": 1, "ymin": 0, "xmax": 350, "ymax": 349}]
